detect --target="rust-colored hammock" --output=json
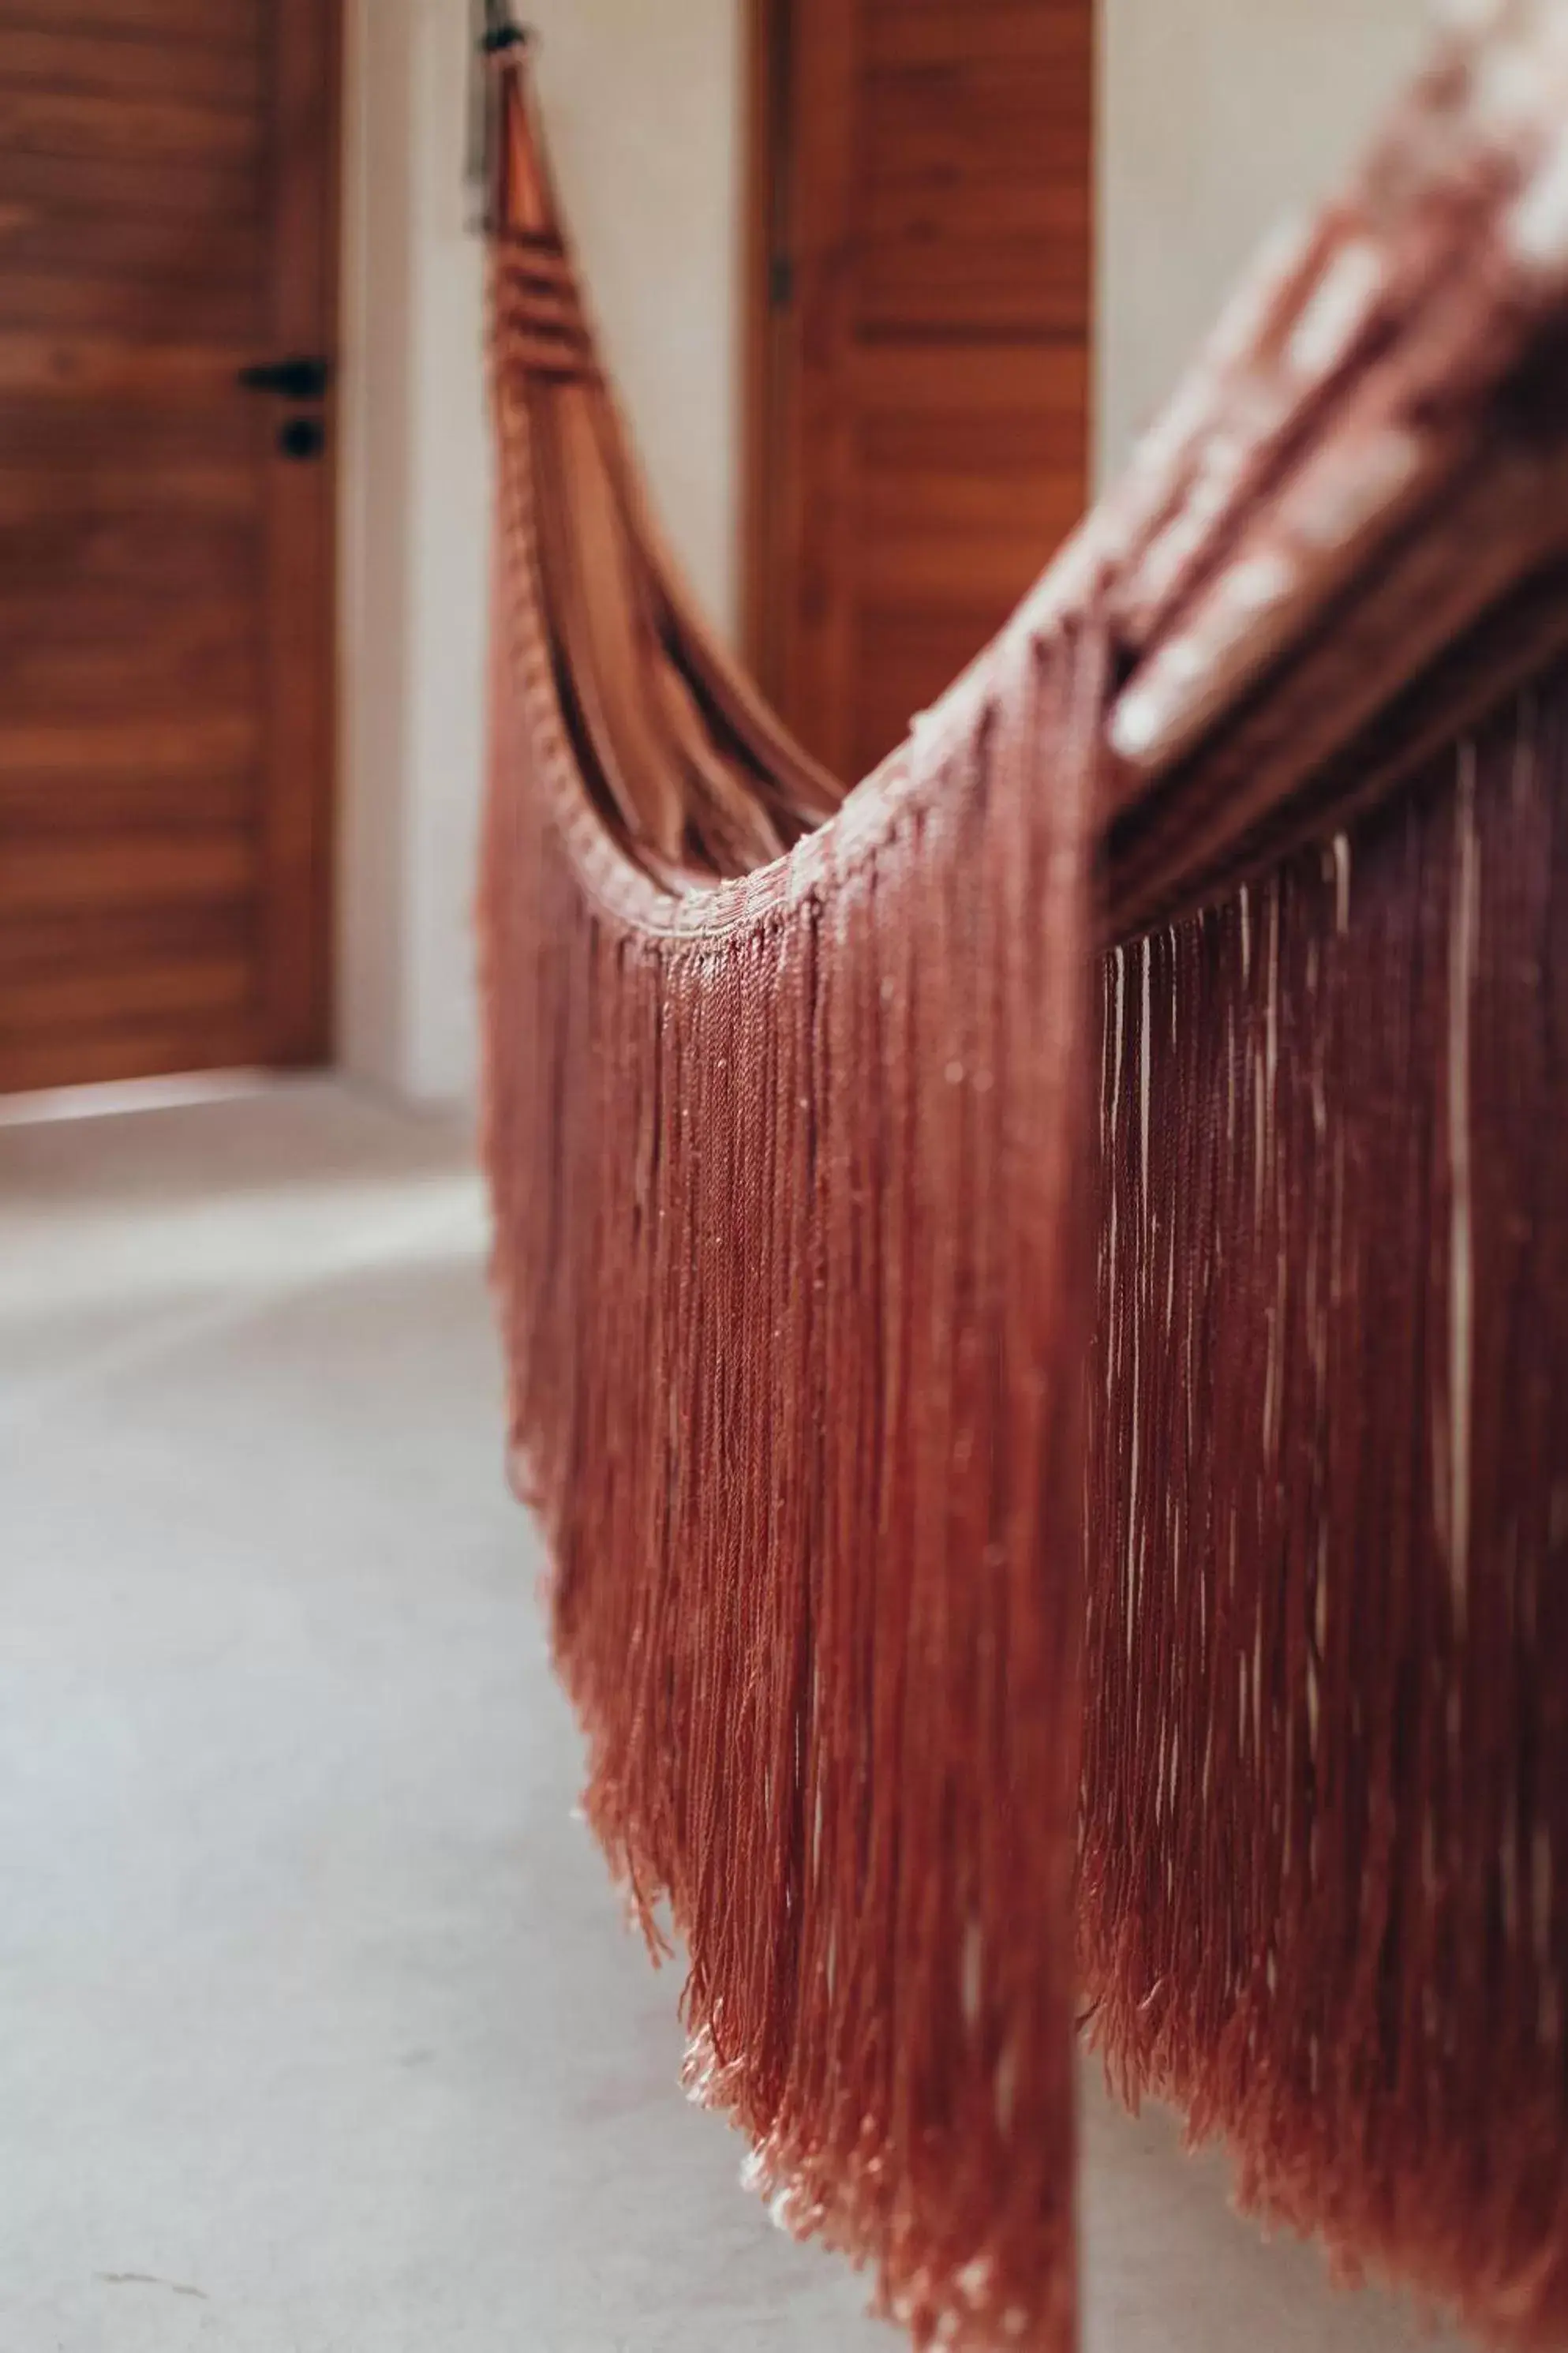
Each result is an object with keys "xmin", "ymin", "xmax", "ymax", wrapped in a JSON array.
[{"xmin": 478, "ymin": 9, "xmax": 1568, "ymax": 2348}]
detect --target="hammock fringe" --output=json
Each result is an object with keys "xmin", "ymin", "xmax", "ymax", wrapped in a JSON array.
[
  {"xmin": 483, "ymin": 617, "xmax": 1103, "ymax": 2349},
  {"xmin": 477, "ymin": 7, "xmax": 1568, "ymax": 2345},
  {"xmin": 1082, "ymin": 684, "xmax": 1568, "ymax": 2349}
]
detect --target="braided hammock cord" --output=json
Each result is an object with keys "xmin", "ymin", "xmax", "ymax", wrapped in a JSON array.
[{"xmin": 478, "ymin": 10, "xmax": 1568, "ymax": 2347}]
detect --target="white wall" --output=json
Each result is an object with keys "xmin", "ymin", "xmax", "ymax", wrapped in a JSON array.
[
  {"xmin": 1096, "ymin": 0, "xmax": 1433, "ymax": 483},
  {"xmin": 338, "ymin": 0, "xmax": 742, "ymax": 1103}
]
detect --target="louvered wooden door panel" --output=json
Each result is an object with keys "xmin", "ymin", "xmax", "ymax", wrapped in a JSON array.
[
  {"xmin": 747, "ymin": 0, "xmax": 1091, "ymax": 782},
  {"xmin": 0, "ymin": 0, "xmax": 339, "ymax": 1095}
]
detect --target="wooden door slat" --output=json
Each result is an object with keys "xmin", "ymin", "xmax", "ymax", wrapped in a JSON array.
[
  {"xmin": 0, "ymin": 832, "xmax": 258, "ymax": 917},
  {"xmin": 0, "ymin": 463, "xmax": 260, "ymax": 524},
  {"xmin": 5, "ymin": 2, "xmax": 263, "ymax": 41},
  {"xmin": 0, "ymin": 145, "xmax": 261, "ymax": 227},
  {"xmin": 0, "ymin": 26, "xmax": 264, "ymax": 107},
  {"xmin": 0, "ymin": 772, "xmax": 256, "ymax": 837},
  {"xmin": 0, "ymin": 1015, "xmax": 268, "ymax": 1096},
  {"xmin": 0, "ymin": 270, "xmax": 262, "ymax": 343},
  {"xmin": 0, "ymin": 954, "xmax": 256, "ymax": 1038},
  {"xmin": 0, "ymin": 631, "xmax": 258, "ymax": 721},
  {"xmin": 0, "ymin": 900, "xmax": 256, "ymax": 980},
  {"xmin": 866, "ymin": 6, "xmax": 1090, "ymax": 69},
  {"xmin": 0, "ymin": 395, "xmax": 259, "ymax": 468},
  {"xmin": 0, "ymin": 332, "xmax": 261, "ymax": 399},
  {"xmin": 0, "ymin": 511, "xmax": 259, "ymax": 601},
  {"xmin": 0, "ymin": 714, "xmax": 260, "ymax": 780},
  {"xmin": 0, "ymin": 85, "xmax": 262, "ymax": 169}
]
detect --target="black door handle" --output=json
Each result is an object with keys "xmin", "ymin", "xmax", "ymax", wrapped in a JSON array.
[{"xmin": 237, "ymin": 355, "xmax": 331, "ymax": 400}]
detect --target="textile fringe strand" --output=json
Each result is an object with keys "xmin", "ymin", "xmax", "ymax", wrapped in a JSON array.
[
  {"xmin": 1082, "ymin": 678, "xmax": 1568, "ymax": 2350},
  {"xmin": 481, "ymin": 613, "xmax": 1106, "ymax": 2351}
]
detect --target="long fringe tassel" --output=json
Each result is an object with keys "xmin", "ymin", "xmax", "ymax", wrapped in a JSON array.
[
  {"xmin": 1081, "ymin": 674, "xmax": 1568, "ymax": 2349},
  {"xmin": 480, "ymin": 597, "xmax": 1106, "ymax": 2347}
]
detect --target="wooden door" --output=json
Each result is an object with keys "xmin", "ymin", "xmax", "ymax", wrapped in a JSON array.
[
  {"xmin": 0, "ymin": 0, "xmax": 340, "ymax": 1095},
  {"xmin": 745, "ymin": 0, "xmax": 1092, "ymax": 782}
]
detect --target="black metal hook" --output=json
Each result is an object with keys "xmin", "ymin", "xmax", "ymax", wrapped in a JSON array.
[{"xmin": 481, "ymin": 1, "xmax": 530, "ymax": 54}]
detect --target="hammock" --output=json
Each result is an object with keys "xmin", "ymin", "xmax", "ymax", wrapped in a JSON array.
[{"xmin": 477, "ymin": 9, "xmax": 1568, "ymax": 2347}]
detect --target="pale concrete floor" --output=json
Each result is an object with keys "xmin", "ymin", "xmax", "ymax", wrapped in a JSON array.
[{"xmin": 0, "ymin": 1081, "xmax": 1467, "ymax": 2353}]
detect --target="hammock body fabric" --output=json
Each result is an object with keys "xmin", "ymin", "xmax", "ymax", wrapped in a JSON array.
[{"xmin": 479, "ymin": 12, "xmax": 1568, "ymax": 2347}]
